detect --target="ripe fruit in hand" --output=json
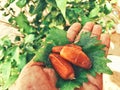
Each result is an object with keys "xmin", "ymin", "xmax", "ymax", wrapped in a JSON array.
[
  {"xmin": 49, "ymin": 44, "xmax": 92, "ymax": 80},
  {"xmin": 49, "ymin": 53, "xmax": 75, "ymax": 80}
]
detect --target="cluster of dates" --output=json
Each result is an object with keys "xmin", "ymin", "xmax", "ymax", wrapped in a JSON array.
[{"xmin": 49, "ymin": 44, "xmax": 92, "ymax": 80}]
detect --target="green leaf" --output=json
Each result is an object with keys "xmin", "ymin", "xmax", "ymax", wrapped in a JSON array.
[
  {"xmin": 18, "ymin": 53, "xmax": 27, "ymax": 71},
  {"xmin": 15, "ymin": 12, "xmax": 35, "ymax": 33},
  {"xmin": 46, "ymin": 0, "xmax": 57, "ymax": 7},
  {"xmin": 104, "ymin": 2, "xmax": 112, "ymax": 14},
  {"xmin": 81, "ymin": 16, "xmax": 91, "ymax": 25},
  {"xmin": 58, "ymin": 81, "xmax": 79, "ymax": 90},
  {"xmin": 8, "ymin": 0, "xmax": 15, "ymax": 3},
  {"xmin": 99, "ymin": 0, "xmax": 105, "ymax": 4},
  {"xmin": 3, "ymin": 75, "xmax": 18, "ymax": 90},
  {"xmin": 55, "ymin": 0, "xmax": 67, "ymax": 19},
  {"xmin": 89, "ymin": 6, "xmax": 100, "ymax": 18},
  {"xmin": 0, "ymin": 36, "xmax": 11, "ymax": 47},
  {"xmin": 0, "ymin": 49, "xmax": 4, "ymax": 60},
  {"xmin": 9, "ymin": 46, "xmax": 26, "ymax": 70},
  {"xmin": 25, "ymin": 34, "xmax": 35, "ymax": 43},
  {"xmin": 1, "ymin": 61, "xmax": 11, "ymax": 82},
  {"xmin": 29, "ymin": 5, "xmax": 35, "ymax": 14},
  {"xmin": 76, "ymin": 32, "xmax": 112, "ymax": 75},
  {"xmin": 33, "ymin": 41, "xmax": 54, "ymax": 65},
  {"xmin": 76, "ymin": 32, "xmax": 101, "ymax": 51},
  {"xmin": 16, "ymin": 0, "xmax": 29, "ymax": 8},
  {"xmin": 33, "ymin": 28, "xmax": 70, "ymax": 65},
  {"xmin": 11, "ymin": 47, "xmax": 20, "ymax": 65},
  {"xmin": 15, "ymin": 12, "xmax": 29, "ymax": 28},
  {"xmin": 31, "ymin": 0, "xmax": 47, "ymax": 14},
  {"xmin": 93, "ymin": 56, "xmax": 112, "ymax": 74},
  {"xmin": 46, "ymin": 28, "xmax": 70, "ymax": 45},
  {"xmin": 4, "ymin": 0, "xmax": 15, "ymax": 8}
]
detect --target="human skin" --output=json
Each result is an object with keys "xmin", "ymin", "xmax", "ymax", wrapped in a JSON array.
[{"xmin": 9, "ymin": 22, "xmax": 110, "ymax": 90}]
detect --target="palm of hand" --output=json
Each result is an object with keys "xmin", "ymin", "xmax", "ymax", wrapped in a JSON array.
[{"xmin": 9, "ymin": 61, "xmax": 57, "ymax": 90}]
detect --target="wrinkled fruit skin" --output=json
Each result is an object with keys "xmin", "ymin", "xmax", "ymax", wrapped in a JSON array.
[
  {"xmin": 49, "ymin": 53, "xmax": 75, "ymax": 80},
  {"xmin": 60, "ymin": 44, "xmax": 92, "ymax": 69},
  {"xmin": 49, "ymin": 44, "xmax": 92, "ymax": 80}
]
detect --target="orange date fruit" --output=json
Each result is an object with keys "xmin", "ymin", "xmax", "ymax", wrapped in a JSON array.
[
  {"xmin": 52, "ymin": 46, "xmax": 63, "ymax": 53},
  {"xmin": 49, "ymin": 53, "xmax": 75, "ymax": 80},
  {"xmin": 60, "ymin": 44, "xmax": 92, "ymax": 69},
  {"xmin": 52, "ymin": 44, "xmax": 82, "ymax": 53}
]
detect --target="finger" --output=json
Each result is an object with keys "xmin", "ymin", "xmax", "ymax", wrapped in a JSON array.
[
  {"xmin": 67, "ymin": 22, "xmax": 81, "ymax": 42},
  {"xmin": 91, "ymin": 25, "xmax": 102, "ymax": 39},
  {"xmin": 81, "ymin": 22, "xmax": 95, "ymax": 32},
  {"xmin": 87, "ymin": 74, "xmax": 103, "ymax": 90},
  {"xmin": 43, "ymin": 68, "xmax": 57, "ymax": 87},
  {"xmin": 79, "ymin": 82, "xmax": 99, "ymax": 90},
  {"xmin": 75, "ymin": 22, "xmax": 94, "ymax": 42},
  {"xmin": 100, "ymin": 33, "xmax": 110, "ymax": 55}
]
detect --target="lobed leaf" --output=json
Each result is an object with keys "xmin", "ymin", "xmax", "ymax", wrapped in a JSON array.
[
  {"xmin": 14, "ymin": 12, "xmax": 35, "ymax": 34},
  {"xmin": 55, "ymin": 0, "xmax": 67, "ymax": 19},
  {"xmin": 1, "ymin": 61, "xmax": 11, "ymax": 81},
  {"xmin": 89, "ymin": 5, "xmax": 100, "ymax": 18},
  {"xmin": 33, "ymin": 28, "xmax": 69, "ymax": 66},
  {"xmin": 16, "ymin": 0, "xmax": 29, "ymax": 8},
  {"xmin": 33, "ymin": 29, "xmax": 112, "ymax": 90}
]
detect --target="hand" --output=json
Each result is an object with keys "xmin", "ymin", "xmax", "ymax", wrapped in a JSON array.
[
  {"xmin": 9, "ymin": 61, "xmax": 57, "ymax": 90},
  {"xmin": 67, "ymin": 22, "xmax": 110, "ymax": 90},
  {"xmin": 9, "ymin": 22, "xmax": 110, "ymax": 90}
]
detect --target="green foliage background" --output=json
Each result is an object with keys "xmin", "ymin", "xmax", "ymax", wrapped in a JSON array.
[{"xmin": 0, "ymin": 0, "xmax": 116, "ymax": 89}]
